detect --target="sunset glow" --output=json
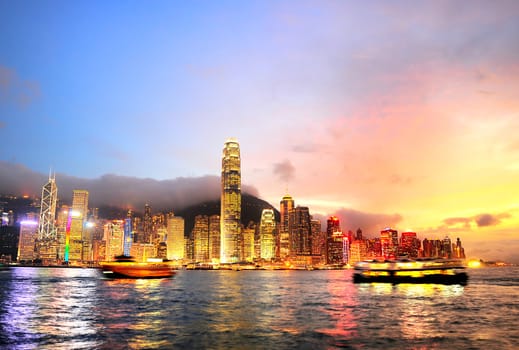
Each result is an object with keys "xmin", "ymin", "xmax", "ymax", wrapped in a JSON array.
[{"xmin": 0, "ymin": 1, "xmax": 518, "ymax": 263}]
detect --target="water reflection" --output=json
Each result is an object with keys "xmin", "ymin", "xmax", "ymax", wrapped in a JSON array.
[
  {"xmin": 316, "ymin": 270, "xmax": 358, "ymax": 344},
  {"xmin": 1, "ymin": 267, "xmax": 101, "ymax": 349},
  {"xmin": 355, "ymin": 280, "xmax": 466, "ymax": 346},
  {"xmin": 98, "ymin": 276, "xmax": 175, "ymax": 349}
]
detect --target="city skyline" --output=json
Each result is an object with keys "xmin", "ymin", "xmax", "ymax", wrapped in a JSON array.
[{"xmin": 1, "ymin": 1, "xmax": 518, "ymax": 263}]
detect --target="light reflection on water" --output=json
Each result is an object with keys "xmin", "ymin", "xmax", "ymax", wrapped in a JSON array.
[{"xmin": 0, "ymin": 267, "xmax": 518, "ymax": 349}]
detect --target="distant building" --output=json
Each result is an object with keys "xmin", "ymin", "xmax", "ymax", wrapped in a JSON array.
[
  {"xmin": 242, "ymin": 223, "xmax": 256, "ymax": 262},
  {"xmin": 220, "ymin": 138, "xmax": 241, "ymax": 263},
  {"xmin": 130, "ymin": 243, "xmax": 155, "ymax": 262},
  {"xmin": 35, "ymin": 174, "xmax": 58, "ymax": 264},
  {"xmin": 208, "ymin": 215, "xmax": 220, "ymax": 262},
  {"xmin": 326, "ymin": 216, "xmax": 343, "ymax": 264},
  {"xmin": 68, "ymin": 190, "xmax": 89, "ymax": 262},
  {"xmin": 141, "ymin": 204, "xmax": 152, "ymax": 243},
  {"xmin": 400, "ymin": 231, "xmax": 420, "ymax": 258},
  {"xmin": 167, "ymin": 213, "xmax": 185, "ymax": 261},
  {"xmin": 104, "ymin": 220, "xmax": 124, "ymax": 260},
  {"xmin": 289, "ymin": 206, "xmax": 312, "ymax": 255},
  {"xmin": 349, "ymin": 240, "xmax": 367, "ymax": 265},
  {"xmin": 193, "ymin": 215, "xmax": 210, "ymax": 262},
  {"xmin": 18, "ymin": 220, "xmax": 38, "ymax": 262},
  {"xmin": 311, "ymin": 219, "xmax": 326, "ymax": 264},
  {"xmin": 279, "ymin": 194, "xmax": 294, "ymax": 258},
  {"xmin": 380, "ymin": 228, "xmax": 398, "ymax": 259},
  {"xmin": 123, "ymin": 216, "xmax": 133, "ymax": 256},
  {"xmin": 259, "ymin": 209, "xmax": 276, "ymax": 260},
  {"xmin": 454, "ymin": 237, "xmax": 465, "ymax": 259}
]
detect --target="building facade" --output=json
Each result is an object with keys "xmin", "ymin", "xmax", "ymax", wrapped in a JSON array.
[
  {"xmin": 259, "ymin": 209, "xmax": 276, "ymax": 260},
  {"xmin": 166, "ymin": 214, "xmax": 185, "ymax": 261},
  {"xmin": 35, "ymin": 174, "xmax": 58, "ymax": 263},
  {"xmin": 326, "ymin": 216, "xmax": 343, "ymax": 264},
  {"xmin": 279, "ymin": 194, "xmax": 294, "ymax": 258},
  {"xmin": 220, "ymin": 138, "xmax": 241, "ymax": 263}
]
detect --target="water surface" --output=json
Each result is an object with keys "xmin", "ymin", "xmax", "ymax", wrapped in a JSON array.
[{"xmin": 1, "ymin": 267, "xmax": 517, "ymax": 349}]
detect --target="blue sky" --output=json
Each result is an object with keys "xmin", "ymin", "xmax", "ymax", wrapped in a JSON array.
[{"xmin": 1, "ymin": 1, "xmax": 519, "ymax": 262}]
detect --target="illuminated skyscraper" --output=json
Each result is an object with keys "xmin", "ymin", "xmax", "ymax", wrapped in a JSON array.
[
  {"xmin": 400, "ymin": 231, "xmax": 419, "ymax": 258},
  {"xmin": 326, "ymin": 216, "xmax": 343, "ymax": 264},
  {"xmin": 242, "ymin": 223, "xmax": 255, "ymax": 262},
  {"xmin": 220, "ymin": 138, "xmax": 241, "ymax": 263},
  {"xmin": 260, "ymin": 209, "xmax": 276, "ymax": 260},
  {"xmin": 37, "ymin": 174, "xmax": 58, "ymax": 240},
  {"xmin": 142, "ymin": 204, "xmax": 152, "ymax": 243},
  {"xmin": 104, "ymin": 220, "xmax": 124, "ymax": 260},
  {"xmin": 193, "ymin": 215, "xmax": 210, "ymax": 262},
  {"xmin": 279, "ymin": 194, "xmax": 294, "ymax": 258},
  {"xmin": 380, "ymin": 228, "xmax": 398, "ymax": 259},
  {"xmin": 311, "ymin": 219, "xmax": 324, "ymax": 257},
  {"xmin": 167, "ymin": 213, "xmax": 185, "ymax": 260},
  {"xmin": 208, "ymin": 215, "xmax": 220, "ymax": 262},
  {"xmin": 123, "ymin": 212, "xmax": 133, "ymax": 257},
  {"xmin": 36, "ymin": 174, "xmax": 58, "ymax": 263},
  {"xmin": 17, "ymin": 220, "xmax": 39, "ymax": 262},
  {"xmin": 68, "ymin": 190, "xmax": 89, "ymax": 262},
  {"xmin": 289, "ymin": 206, "xmax": 312, "ymax": 255}
]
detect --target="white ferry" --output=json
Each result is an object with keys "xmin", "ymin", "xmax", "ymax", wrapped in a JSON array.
[{"xmin": 353, "ymin": 258, "xmax": 468, "ymax": 285}]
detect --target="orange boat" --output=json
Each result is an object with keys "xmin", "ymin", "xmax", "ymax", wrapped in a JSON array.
[{"xmin": 100, "ymin": 256, "xmax": 176, "ymax": 279}]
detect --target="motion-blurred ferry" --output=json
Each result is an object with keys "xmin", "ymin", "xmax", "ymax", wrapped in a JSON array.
[
  {"xmin": 100, "ymin": 256, "xmax": 176, "ymax": 279},
  {"xmin": 353, "ymin": 258, "xmax": 468, "ymax": 285}
]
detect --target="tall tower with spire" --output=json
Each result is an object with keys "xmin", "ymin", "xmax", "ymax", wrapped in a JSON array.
[
  {"xmin": 35, "ymin": 173, "xmax": 58, "ymax": 263},
  {"xmin": 220, "ymin": 138, "xmax": 241, "ymax": 263},
  {"xmin": 37, "ymin": 173, "xmax": 58, "ymax": 241}
]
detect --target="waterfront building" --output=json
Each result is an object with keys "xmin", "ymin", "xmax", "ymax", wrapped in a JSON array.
[
  {"xmin": 35, "ymin": 174, "xmax": 58, "ymax": 263},
  {"xmin": 185, "ymin": 235, "xmax": 194, "ymax": 262},
  {"xmin": 92, "ymin": 239, "xmax": 106, "ymax": 261},
  {"xmin": 289, "ymin": 206, "xmax": 312, "ymax": 255},
  {"xmin": 342, "ymin": 231, "xmax": 351, "ymax": 264},
  {"xmin": 55, "ymin": 205, "xmax": 69, "ymax": 261},
  {"xmin": 130, "ymin": 243, "xmax": 155, "ymax": 262},
  {"xmin": 311, "ymin": 219, "xmax": 326, "ymax": 264},
  {"xmin": 259, "ymin": 209, "xmax": 276, "ymax": 260},
  {"xmin": 0, "ymin": 225, "xmax": 19, "ymax": 262},
  {"xmin": 242, "ymin": 223, "xmax": 256, "ymax": 262},
  {"xmin": 400, "ymin": 231, "xmax": 420, "ymax": 258},
  {"xmin": 279, "ymin": 194, "xmax": 294, "ymax": 258},
  {"xmin": 366, "ymin": 238, "xmax": 382, "ymax": 258},
  {"xmin": 326, "ymin": 216, "xmax": 343, "ymax": 264},
  {"xmin": 220, "ymin": 138, "xmax": 241, "ymax": 263},
  {"xmin": 141, "ymin": 204, "xmax": 152, "ymax": 243},
  {"xmin": 123, "ymin": 215, "xmax": 133, "ymax": 257},
  {"xmin": 380, "ymin": 228, "xmax": 398, "ymax": 259},
  {"xmin": 17, "ymin": 220, "xmax": 38, "ymax": 262},
  {"xmin": 355, "ymin": 228, "xmax": 363, "ymax": 241},
  {"xmin": 442, "ymin": 236, "xmax": 452, "ymax": 258},
  {"xmin": 208, "ymin": 215, "xmax": 220, "ymax": 262},
  {"xmin": 193, "ymin": 215, "xmax": 210, "ymax": 262},
  {"xmin": 104, "ymin": 220, "xmax": 124, "ymax": 260},
  {"xmin": 166, "ymin": 213, "xmax": 185, "ymax": 261},
  {"xmin": 454, "ymin": 237, "xmax": 466, "ymax": 259},
  {"xmin": 68, "ymin": 190, "xmax": 89, "ymax": 262},
  {"xmin": 157, "ymin": 242, "xmax": 167, "ymax": 259},
  {"xmin": 349, "ymin": 240, "xmax": 367, "ymax": 265}
]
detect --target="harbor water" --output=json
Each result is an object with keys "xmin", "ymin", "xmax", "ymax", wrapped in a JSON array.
[{"xmin": 1, "ymin": 266, "xmax": 518, "ymax": 349}]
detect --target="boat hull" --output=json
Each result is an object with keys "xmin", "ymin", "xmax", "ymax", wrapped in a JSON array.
[
  {"xmin": 353, "ymin": 259, "xmax": 469, "ymax": 285},
  {"xmin": 100, "ymin": 262, "xmax": 176, "ymax": 279},
  {"xmin": 353, "ymin": 271, "xmax": 468, "ymax": 285}
]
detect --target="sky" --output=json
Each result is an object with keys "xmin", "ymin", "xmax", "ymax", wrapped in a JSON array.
[{"xmin": 1, "ymin": 0, "xmax": 518, "ymax": 263}]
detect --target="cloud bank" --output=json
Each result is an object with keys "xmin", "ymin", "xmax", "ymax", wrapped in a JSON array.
[
  {"xmin": 331, "ymin": 208, "xmax": 403, "ymax": 236},
  {"xmin": 0, "ymin": 161, "xmax": 259, "ymax": 211}
]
